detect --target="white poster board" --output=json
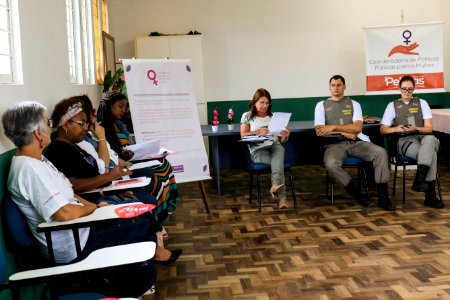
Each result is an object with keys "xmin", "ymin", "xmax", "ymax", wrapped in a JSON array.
[
  {"xmin": 122, "ymin": 59, "xmax": 210, "ymax": 183},
  {"xmin": 364, "ymin": 22, "xmax": 444, "ymax": 95}
]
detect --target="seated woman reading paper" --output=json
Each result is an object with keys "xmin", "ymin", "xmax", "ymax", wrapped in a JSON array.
[{"xmin": 240, "ymin": 88, "xmax": 291, "ymax": 209}]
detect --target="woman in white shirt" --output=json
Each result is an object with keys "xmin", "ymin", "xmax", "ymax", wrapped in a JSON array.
[{"xmin": 240, "ymin": 88, "xmax": 291, "ymax": 209}]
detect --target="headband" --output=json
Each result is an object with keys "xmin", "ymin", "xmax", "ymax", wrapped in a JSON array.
[{"xmin": 59, "ymin": 102, "xmax": 83, "ymax": 127}]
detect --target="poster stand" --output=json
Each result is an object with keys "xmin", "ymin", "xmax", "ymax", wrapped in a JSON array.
[{"xmin": 122, "ymin": 59, "xmax": 211, "ymax": 213}]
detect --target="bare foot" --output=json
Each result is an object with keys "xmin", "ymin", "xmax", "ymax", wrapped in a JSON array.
[
  {"xmin": 155, "ymin": 245, "xmax": 171, "ymax": 261},
  {"xmin": 278, "ymin": 199, "xmax": 288, "ymax": 209}
]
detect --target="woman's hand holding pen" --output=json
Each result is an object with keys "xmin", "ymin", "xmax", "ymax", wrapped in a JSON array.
[
  {"xmin": 257, "ymin": 127, "xmax": 269, "ymax": 135},
  {"xmin": 108, "ymin": 165, "xmax": 133, "ymax": 179}
]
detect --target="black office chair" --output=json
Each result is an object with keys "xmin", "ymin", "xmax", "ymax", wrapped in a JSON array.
[
  {"xmin": 243, "ymin": 145, "xmax": 297, "ymax": 212},
  {"xmin": 385, "ymin": 132, "xmax": 442, "ymax": 204},
  {"xmin": 320, "ymin": 135, "xmax": 369, "ymax": 205}
]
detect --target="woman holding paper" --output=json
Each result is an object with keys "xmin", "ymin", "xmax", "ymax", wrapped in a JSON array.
[
  {"xmin": 76, "ymin": 95, "xmax": 177, "ymax": 227},
  {"xmin": 240, "ymin": 88, "xmax": 291, "ymax": 209},
  {"xmin": 46, "ymin": 97, "xmax": 179, "ymax": 248},
  {"xmin": 97, "ymin": 91, "xmax": 180, "ymax": 220}
]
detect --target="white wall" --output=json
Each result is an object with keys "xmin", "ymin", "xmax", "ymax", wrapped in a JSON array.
[
  {"xmin": 108, "ymin": 0, "xmax": 447, "ymax": 102},
  {"xmin": 1, "ymin": 0, "xmax": 448, "ymax": 153},
  {"xmin": 0, "ymin": 0, "xmax": 102, "ymax": 153}
]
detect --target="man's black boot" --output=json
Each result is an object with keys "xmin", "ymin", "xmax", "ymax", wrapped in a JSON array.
[
  {"xmin": 376, "ymin": 183, "xmax": 396, "ymax": 211},
  {"xmin": 412, "ymin": 165, "xmax": 430, "ymax": 192},
  {"xmin": 345, "ymin": 182, "xmax": 370, "ymax": 207},
  {"xmin": 424, "ymin": 181, "xmax": 444, "ymax": 209}
]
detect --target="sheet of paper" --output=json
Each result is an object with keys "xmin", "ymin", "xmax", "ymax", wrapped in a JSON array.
[
  {"xmin": 242, "ymin": 135, "xmax": 270, "ymax": 142},
  {"xmin": 129, "ymin": 160, "xmax": 163, "ymax": 170},
  {"xmin": 129, "ymin": 148, "xmax": 175, "ymax": 162},
  {"xmin": 125, "ymin": 139, "xmax": 160, "ymax": 161},
  {"xmin": 269, "ymin": 112, "xmax": 291, "ymax": 136}
]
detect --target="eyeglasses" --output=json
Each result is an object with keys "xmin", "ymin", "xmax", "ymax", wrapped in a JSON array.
[
  {"xmin": 400, "ymin": 87, "xmax": 414, "ymax": 93},
  {"xmin": 68, "ymin": 119, "xmax": 88, "ymax": 128},
  {"xmin": 47, "ymin": 119, "xmax": 54, "ymax": 128}
]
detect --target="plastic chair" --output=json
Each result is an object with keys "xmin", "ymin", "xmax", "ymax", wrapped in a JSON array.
[
  {"xmin": 243, "ymin": 145, "xmax": 297, "ymax": 212},
  {"xmin": 1, "ymin": 193, "xmax": 156, "ymax": 299},
  {"xmin": 325, "ymin": 156, "xmax": 370, "ymax": 205},
  {"xmin": 319, "ymin": 135, "xmax": 369, "ymax": 205},
  {"xmin": 385, "ymin": 133, "xmax": 442, "ymax": 204}
]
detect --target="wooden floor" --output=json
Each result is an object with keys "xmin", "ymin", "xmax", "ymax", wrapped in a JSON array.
[{"xmin": 149, "ymin": 159, "xmax": 450, "ymax": 300}]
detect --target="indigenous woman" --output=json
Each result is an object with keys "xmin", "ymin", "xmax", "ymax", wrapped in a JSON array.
[{"xmin": 97, "ymin": 91, "xmax": 180, "ymax": 221}]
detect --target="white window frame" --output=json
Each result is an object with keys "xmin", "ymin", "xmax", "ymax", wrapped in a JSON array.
[
  {"xmin": 66, "ymin": 0, "xmax": 95, "ymax": 85},
  {"xmin": 0, "ymin": 0, "xmax": 22, "ymax": 84}
]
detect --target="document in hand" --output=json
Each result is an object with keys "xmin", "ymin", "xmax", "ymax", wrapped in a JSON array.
[
  {"xmin": 269, "ymin": 112, "xmax": 291, "ymax": 136},
  {"xmin": 242, "ymin": 135, "xmax": 270, "ymax": 142},
  {"xmin": 125, "ymin": 139, "xmax": 160, "ymax": 161}
]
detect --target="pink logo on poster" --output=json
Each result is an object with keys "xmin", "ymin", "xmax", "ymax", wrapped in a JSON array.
[
  {"xmin": 147, "ymin": 70, "xmax": 158, "ymax": 85},
  {"xmin": 114, "ymin": 204, "xmax": 156, "ymax": 218}
]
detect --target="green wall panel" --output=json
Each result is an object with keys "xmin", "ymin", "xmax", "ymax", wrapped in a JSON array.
[{"xmin": 207, "ymin": 92, "xmax": 450, "ymax": 124}]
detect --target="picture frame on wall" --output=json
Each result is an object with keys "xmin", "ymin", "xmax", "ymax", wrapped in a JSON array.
[{"xmin": 102, "ymin": 31, "xmax": 116, "ymax": 76}]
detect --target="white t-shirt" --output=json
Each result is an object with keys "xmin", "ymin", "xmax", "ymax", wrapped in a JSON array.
[
  {"xmin": 381, "ymin": 98, "xmax": 432, "ymax": 126},
  {"xmin": 241, "ymin": 112, "xmax": 278, "ymax": 153},
  {"xmin": 314, "ymin": 99, "xmax": 370, "ymax": 142},
  {"xmin": 7, "ymin": 155, "xmax": 90, "ymax": 263}
]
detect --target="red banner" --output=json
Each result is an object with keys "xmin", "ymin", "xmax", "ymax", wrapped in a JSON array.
[{"xmin": 366, "ymin": 72, "xmax": 444, "ymax": 92}]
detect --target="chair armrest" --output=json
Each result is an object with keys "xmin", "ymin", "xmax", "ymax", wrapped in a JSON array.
[
  {"xmin": 80, "ymin": 176, "xmax": 151, "ymax": 194},
  {"xmin": 37, "ymin": 202, "xmax": 143, "ymax": 232},
  {"xmin": 37, "ymin": 202, "xmax": 148, "ymax": 264},
  {"xmin": 9, "ymin": 241, "xmax": 155, "ymax": 284}
]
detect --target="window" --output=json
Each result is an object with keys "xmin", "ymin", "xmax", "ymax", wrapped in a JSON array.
[
  {"xmin": 66, "ymin": 0, "xmax": 95, "ymax": 84},
  {"xmin": 0, "ymin": 0, "xmax": 22, "ymax": 84},
  {"xmin": 93, "ymin": 0, "xmax": 107, "ymax": 82},
  {"xmin": 80, "ymin": 0, "xmax": 95, "ymax": 84}
]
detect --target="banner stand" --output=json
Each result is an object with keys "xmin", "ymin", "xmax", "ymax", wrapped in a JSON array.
[{"xmin": 122, "ymin": 59, "xmax": 211, "ymax": 214}]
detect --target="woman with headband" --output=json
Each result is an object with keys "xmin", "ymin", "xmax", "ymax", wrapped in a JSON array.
[{"xmin": 97, "ymin": 91, "xmax": 180, "ymax": 222}]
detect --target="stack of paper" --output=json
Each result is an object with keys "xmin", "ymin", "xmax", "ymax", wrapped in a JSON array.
[
  {"xmin": 242, "ymin": 135, "xmax": 270, "ymax": 142},
  {"xmin": 125, "ymin": 139, "xmax": 160, "ymax": 161}
]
